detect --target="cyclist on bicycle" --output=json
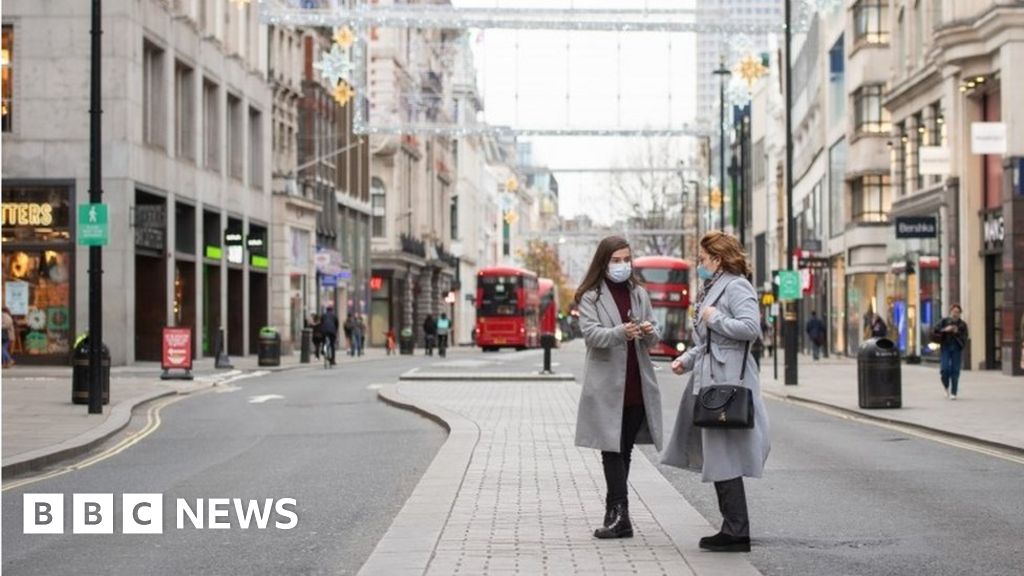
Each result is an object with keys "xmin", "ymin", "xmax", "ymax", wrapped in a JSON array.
[{"xmin": 320, "ymin": 306, "xmax": 339, "ymax": 365}]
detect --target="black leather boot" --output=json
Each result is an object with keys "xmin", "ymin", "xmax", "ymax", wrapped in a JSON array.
[
  {"xmin": 602, "ymin": 504, "xmax": 615, "ymax": 528},
  {"xmin": 699, "ymin": 531, "xmax": 751, "ymax": 552},
  {"xmin": 593, "ymin": 502, "xmax": 632, "ymax": 539}
]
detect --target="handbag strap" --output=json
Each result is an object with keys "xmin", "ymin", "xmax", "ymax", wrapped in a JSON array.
[{"xmin": 703, "ymin": 280, "xmax": 751, "ymax": 383}]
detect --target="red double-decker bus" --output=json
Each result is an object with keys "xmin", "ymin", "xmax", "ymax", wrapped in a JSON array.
[
  {"xmin": 539, "ymin": 278, "xmax": 560, "ymax": 345},
  {"xmin": 634, "ymin": 256, "xmax": 692, "ymax": 358},
  {"xmin": 475, "ymin": 266, "xmax": 540, "ymax": 351}
]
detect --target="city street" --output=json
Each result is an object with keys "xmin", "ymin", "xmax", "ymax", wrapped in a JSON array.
[{"xmin": 3, "ymin": 344, "xmax": 1022, "ymax": 575}]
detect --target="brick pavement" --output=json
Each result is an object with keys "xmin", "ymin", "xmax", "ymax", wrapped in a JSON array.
[{"xmin": 364, "ymin": 379, "xmax": 762, "ymax": 576}]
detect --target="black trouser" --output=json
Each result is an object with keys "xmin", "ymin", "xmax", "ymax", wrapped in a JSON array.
[
  {"xmin": 437, "ymin": 334, "xmax": 448, "ymax": 356},
  {"xmin": 714, "ymin": 476, "xmax": 749, "ymax": 538},
  {"xmin": 601, "ymin": 404, "xmax": 647, "ymax": 506}
]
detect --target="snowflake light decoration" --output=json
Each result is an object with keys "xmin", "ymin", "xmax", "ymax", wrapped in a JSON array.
[{"xmin": 313, "ymin": 44, "xmax": 354, "ymax": 87}]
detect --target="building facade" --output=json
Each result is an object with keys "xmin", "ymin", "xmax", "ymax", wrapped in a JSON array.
[{"xmin": 2, "ymin": 0, "xmax": 272, "ymax": 365}]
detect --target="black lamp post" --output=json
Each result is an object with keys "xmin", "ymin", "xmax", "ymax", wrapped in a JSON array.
[
  {"xmin": 88, "ymin": 0, "xmax": 104, "ymax": 413},
  {"xmin": 784, "ymin": 0, "xmax": 799, "ymax": 385},
  {"xmin": 713, "ymin": 62, "xmax": 732, "ymax": 232}
]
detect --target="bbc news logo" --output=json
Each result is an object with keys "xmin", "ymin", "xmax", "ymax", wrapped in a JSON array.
[{"xmin": 23, "ymin": 494, "xmax": 298, "ymax": 534}]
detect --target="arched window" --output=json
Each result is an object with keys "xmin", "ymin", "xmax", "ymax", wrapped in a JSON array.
[{"xmin": 371, "ymin": 177, "xmax": 386, "ymax": 237}]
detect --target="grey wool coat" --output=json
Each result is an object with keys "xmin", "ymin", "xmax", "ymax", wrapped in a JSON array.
[
  {"xmin": 660, "ymin": 273, "xmax": 771, "ymax": 482},
  {"xmin": 574, "ymin": 281, "xmax": 664, "ymax": 453}
]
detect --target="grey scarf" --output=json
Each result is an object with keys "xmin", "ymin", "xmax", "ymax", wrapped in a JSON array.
[{"xmin": 692, "ymin": 269, "xmax": 725, "ymax": 326}]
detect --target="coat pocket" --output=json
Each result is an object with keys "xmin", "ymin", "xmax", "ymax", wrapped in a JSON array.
[{"xmin": 590, "ymin": 348, "xmax": 612, "ymax": 362}]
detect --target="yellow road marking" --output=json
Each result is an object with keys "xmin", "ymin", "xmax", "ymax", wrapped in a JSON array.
[{"xmin": 766, "ymin": 392, "xmax": 1024, "ymax": 466}]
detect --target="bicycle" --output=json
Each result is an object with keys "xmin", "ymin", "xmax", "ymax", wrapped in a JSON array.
[{"xmin": 322, "ymin": 339, "xmax": 335, "ymax": 369}]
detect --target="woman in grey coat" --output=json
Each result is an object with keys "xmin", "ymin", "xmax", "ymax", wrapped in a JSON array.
[
  {"xmin": 662, "ymin": 231, "xmax": 770, "ymax": 553},
  {"xmin": 574, "ymin": 236, "xmax": 664, "ymax": 540}
]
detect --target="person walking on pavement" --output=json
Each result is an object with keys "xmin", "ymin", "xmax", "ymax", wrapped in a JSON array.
[
  {"xmin": 310, "ymin": 313, "xmax": 323, "ymax": 360},
  {"xmin": 423, "ymin": 314, "xmax": 437, "ymax": 356},
  {"xmin": 2, "ymin": 306, "xmax": 15, "ymax": 368},
  {"xmin": 574, "ymin": 235, "xmax": 664, "ymax": 540},
  {"xmin": 320, "ymin": 306, "xmax": 339, "ymax": 365},
  {"xmin": 352, "ymin": 314, "xmax": 366, "ymax": 357},
  {"xmin": 662, "ymin": 231, "xmax": 770, "ymax": 553},
  {"xmin": 933, "ymin": 304, "xmax": 968, "ymax": 399},
  {"xmin": 806, "ymin": 310, "xmax": 826, "ymax": 360},
  {"xmin": 436, "ymin": 313, "xmax": 451, "ymax": 357},
  {"xmin": 869, "ymin": 312, "xmax": 888, "ymax": 339}
]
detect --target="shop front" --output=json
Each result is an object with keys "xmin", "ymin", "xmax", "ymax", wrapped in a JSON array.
[
  {"xmin": 982, "ymin": 209, "xmax": 1004, "ymax": 370},
  {"xmin": 886, "ymin": 214, "xmax": 943, "ymax": 362},
  {"xmin": 845, "ymin": 271, "xmax": 887, "ymax": 357},
  {"xmin": 247, "ymin": 224, "xmax": 269, "ymax": 355},
  {"xmin": 1, "ymin": 183, "xmax": 75, "ymax": 364}
]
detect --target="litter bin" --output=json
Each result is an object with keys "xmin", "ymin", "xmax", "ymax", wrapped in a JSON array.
[
  {"xmin": 399, "ymin": 327, "xmax": 414, "ymax": 355},
  {"xmin": 72, "ymin": 336, "xmax": 110, "ymax": 405},
  {"xmin": 857, "ymin": 337, "xmax": 901, "ymax": 408},
  {"xmin": 258, "ymin": 327, "xmax": 281, "ymax": 367},
  {"xmin": 300, "ymin": 327, "xmax": 312, "ymax": 364}
]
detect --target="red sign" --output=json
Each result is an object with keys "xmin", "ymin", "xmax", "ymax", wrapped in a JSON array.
[
  {"xmin": 370, "ymin": 276, "xmax": 383, "ymax": 291},
  {"xmin": 162, "ymin": 327, "xmax": 193, "ymax": 370}
]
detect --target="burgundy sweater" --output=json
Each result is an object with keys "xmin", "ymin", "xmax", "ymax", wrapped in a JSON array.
[{"xmin": 607, "ymin": 280, "xmax": 643, "ymax": 407}]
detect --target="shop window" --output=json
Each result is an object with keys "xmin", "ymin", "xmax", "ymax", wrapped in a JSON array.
[
  {"xmin": 853, "ymin": 0, "xmax": 889, "ymax": 47},
  {"xmin": 2, "ymin": 185, "xmax": 75, "ymax": 360},
  {"xmin": 850, "ymin": 175, "xmax": 892, "ymax": 223},
  {"xmin": 2, "ymin": 26, "xmax": 13, "ymax": 132}
]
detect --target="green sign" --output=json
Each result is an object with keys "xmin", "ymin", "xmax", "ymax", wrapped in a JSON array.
[
  {"xmin": 251, "ymin": 255, "xmax": 269, "ymax": 269},
  {"xmin": 77, "ymin": 203, "xmax": 109, "ymax": 246},
  {"xmin": 777, "ymin": 270, "xmax": 802, "ymax": 301},
  {"xmin": 205, "ymin": 245, "xmax": 223, "ymax": 259}
]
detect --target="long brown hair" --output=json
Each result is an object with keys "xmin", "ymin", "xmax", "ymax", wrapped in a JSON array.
[
  {"xmin": 574, "ymin": 236, "xmax": 637, "ymax": 303},
  {"xmin": 700, "ymin": 231, "xmax": 752, "ymax": 277}
]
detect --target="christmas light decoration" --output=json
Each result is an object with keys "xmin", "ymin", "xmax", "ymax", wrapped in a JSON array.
[
  {"xmin": 333, "ymin": 26, "xmax": 355, "ymax": 49},
  {"xmin": 333, "ymin": 82, "xmax": 355, "ymax": 106},
  {"xmin": 313, "ymin": 43, "xmax": 353, "ymax": 87}
]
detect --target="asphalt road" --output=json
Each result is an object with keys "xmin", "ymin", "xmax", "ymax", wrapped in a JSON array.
[{"xmin": 2, "ymin": 354, "xmax": 445, "ymax": 576}]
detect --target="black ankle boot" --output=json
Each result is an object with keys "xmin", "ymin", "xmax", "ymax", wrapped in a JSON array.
[
  {"xmin": 699, "ymin": 531, "xmax": 751, "ymax": 552},
  {"xmin": 593, "ymin": 502, "xmax": 633, "ymax": 539}
]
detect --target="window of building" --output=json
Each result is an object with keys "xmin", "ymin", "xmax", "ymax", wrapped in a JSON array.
[
  {"xmin": 896, "ymin": 9, "xmax": 906, "ymax": 74},
  {"xmin": 227, "ymin": 94, "xmax": 243, "ymax": 180},
  {"xmin": 248, "ymin": 107, "xmax": 263, "ymax": 188},
  {"xmin": 829, "ymin": 36, "xmax": 845, "ymax": 125},
  {"xmin": 2, "ymin": 26, "xmax": 12, "ymax": 132},
  {"xmin": 143, "ymin": 40, "xmax": 166, "ymax": 148},
  {"xmin": 174, "ymin": 61, "xmax": 196, "ymax": 161},
  {"xmin": 829, "ymin": 139, "xmax": 847, "ymax": 236},
  {"xmin": 371, "ymin": 177, "xmax": 386, "ymax": 237},
  {"xmin": 203, "ymin": 79, "xmax": 220, "ymax": 172},
  {"xmin": 853, "ymin": 0, "xmax": 889, "ymax": 47},
  {"xmin": 892, "ymin": 122, "xmax": 905, "ymax": 198},
  {"xmin": 850, "ymin": 175, "xmax": 892, "ymax": 223},
  {"xmin": 912, "ymin": 112, "xmax": 924, "ymax": 190},
  {"xmin": 450, "ymin": 195, "xmax": 459, "ymax": 241},
  {"xmin": 853, "ymin": 85, "xmax": 889, "ymax": 135}
]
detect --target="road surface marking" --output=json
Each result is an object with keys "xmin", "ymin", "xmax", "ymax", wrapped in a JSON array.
[{"xmin": 248, "ymin": 394, "xmax": 284, "ymax": 404}]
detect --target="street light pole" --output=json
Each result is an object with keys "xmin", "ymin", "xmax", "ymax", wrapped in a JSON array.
[
  {"xmin": 88, "ymin": 0, "xmax": 104, "ymax": 413},
  {"xmin": 784, "ymin": 0, "xmax": 799, "ymax": 385},
  {"xmin": 713, "ymin": 62, "xmax": 732, "ymax": 233}
]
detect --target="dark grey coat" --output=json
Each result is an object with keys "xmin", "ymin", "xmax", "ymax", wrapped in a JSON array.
[
  {"xmin": 574, "ymin": 281, "xmax": 664, "ymax": 453},
  {"xmin": 660, "ymin": 273, "xmax": 771, "ymax": 482}
]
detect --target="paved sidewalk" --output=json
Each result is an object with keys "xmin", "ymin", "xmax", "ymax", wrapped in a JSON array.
[
  {"xmin": 365, "ymin": 378, "xmax": 761, "ymax": 576},
  {"xmin": 760, "ymin": 354, "xmax": 1024, "ymax": 453}
]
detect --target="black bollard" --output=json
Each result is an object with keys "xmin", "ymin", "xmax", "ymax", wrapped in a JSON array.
[
  {"xmin": 300, "ymin": 328, "xmax": 312, "ymax": 364},
  {"xmin": 215, "ymin": 326, "xmax": 234, "ymax": 369}
]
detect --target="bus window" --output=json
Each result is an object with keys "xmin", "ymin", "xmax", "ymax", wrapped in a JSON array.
[
  {"xmin": 479, "ymin": 276, "xmax": 521, "ymax": 316},
  {"xmin": 637, "ymin": 268, "xmax": 689, "ymax": 285}
]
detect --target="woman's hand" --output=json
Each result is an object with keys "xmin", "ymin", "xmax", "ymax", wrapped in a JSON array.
[
  {"xmin": 671, "ymin": 358, "xmax": 685, "ymax": 375},
  {"xmin": 623, "ymin": 323, "xmax": 642, "ymax": 340},
  {"xmin": 702, "ymin": 305, "xmax": 717, "ymax": 323},
  {"xmin": 638, "ymin": 321, "xmax": 655, "ymax": 335}
]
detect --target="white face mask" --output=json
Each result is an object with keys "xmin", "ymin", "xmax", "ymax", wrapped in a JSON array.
[{"xmin": 606, "ymin": 262, "xmax": 632, "ymax": 283}]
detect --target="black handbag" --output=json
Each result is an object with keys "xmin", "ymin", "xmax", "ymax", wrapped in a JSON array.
[{"xmin": 693, "ymin": 328, "xmax": 755, "ymax": 429}]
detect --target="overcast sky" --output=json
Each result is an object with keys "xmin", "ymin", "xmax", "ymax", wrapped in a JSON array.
[{"xmin": 452, "ymin": 0, "xmax": 699, "ymax": 225}]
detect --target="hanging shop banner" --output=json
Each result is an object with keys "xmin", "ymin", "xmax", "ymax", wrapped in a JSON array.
[
  {"xmin": 971, "ymin": 122, "xmax": 1007, "ymax": 155},
  {"xmin": 918, "ymin": 147, "xmax": 951, "ymax": 176},
  {"xmin": 162, "ymin": 327, "xmax": 193, "ymax": 371}
]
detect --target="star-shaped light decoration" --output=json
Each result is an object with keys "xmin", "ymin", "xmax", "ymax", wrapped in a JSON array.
[
  {"xmin": 313, "ymin": 44, "xmax": 354, "ymax": 88},
  {"xmin": 333, "ymin": 27, "xmax": 355, "ymax": 49},
  {"xmin": 503, "ymin": 211, "xmax": 519, "ymax": 225},
  {"xmin": 734, "ymin": 54, "xmax": 768, "ymax": 89},
  {"xmin": 505, "ymin": 177, "xmax": 519, "ymax": 192},
  {"xmin": 333, "ymin": 82, "xmax": 356, "ymax": 106}
]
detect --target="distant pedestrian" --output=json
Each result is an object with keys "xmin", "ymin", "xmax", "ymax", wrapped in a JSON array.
[
  {"xmin": 385, "ymin": 327, "xmax": 397, "ymax": 355},
  {"xmin": 932, "ymin": 304, "xmax": 968, "ymax": 399},
  {"xmin": 2, "ymin": 306, "xmax": 15, "ymax": 368},
  {"xmin": 320, "ymin": 306, "xmax": 339, "ymax": 365},
  {"xmin": 353, "ymin": 314, "xmax": 366, "ymax": 356},
  {"xmin": 574, "ymin": 235, "xmax": 663, "ymax": 540},
  {"xmin": 310, "ymin": 313, "xmax": 323, "ymax": 360},
  {"xmin": 870, "ymin": 312, "xmax": 888, "ymax": 339},
  {"xmin": 805, "ymin": 310, "xmax": 826, "ymax": 360},
  {"xmin": 423, "ymin": 315, "xmax": 437, "ymax": 356},
  {"xmin": 663, "ymin": 230, "xmax": 770, "ymax": 553},
  {"xmin": 343, "ymin": 315, "xmax": 355, "ymax": 356},
  {"xmin": 436, "ymin": 313, "xmax": 451, "ymax": 357}
]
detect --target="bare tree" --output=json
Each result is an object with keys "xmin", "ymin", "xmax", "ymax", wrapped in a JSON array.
[{"xmin": 609, "ymin": 138, "xmax": 688, "ymax": 257}]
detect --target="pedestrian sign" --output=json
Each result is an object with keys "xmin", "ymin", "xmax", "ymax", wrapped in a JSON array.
[
  {"xmin": 777, "ymin": 270, "xmax": 802, "ymax": 301},
  {"xmin": 78, "ymin": 203, "xmax": 109, "ymax": 246}
]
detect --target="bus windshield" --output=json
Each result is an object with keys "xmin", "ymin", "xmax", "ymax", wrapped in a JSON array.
[
  {"xmin": 478, "ymin": 275, "xmax": 522, "ymax": 316},
  {"xmin": 650, "ymin": 306, "xmax": 688, "ymax": 342},
  {"xmin": 638, "ymin": 267, "xmax": 688, "ymax": 285}
]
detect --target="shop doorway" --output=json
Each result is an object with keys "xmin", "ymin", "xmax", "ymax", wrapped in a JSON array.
[
  {"xmin": 985, "ymin": 255, "xmax": 1003, "ymax": 369},
  {"xmin": 134, "ymin": 253, "xmax": 166, "ymax": 361},
  {"xmin": 249, "ymin": 272, "xmax": 268, "ymax": 354},
  {"xmin": 203, "ymin": 263, "xmax": 221, "ymax": 357},
  {"xmin": 228, "ymin": 268, "xmax": 244, "ymax": 356}
]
